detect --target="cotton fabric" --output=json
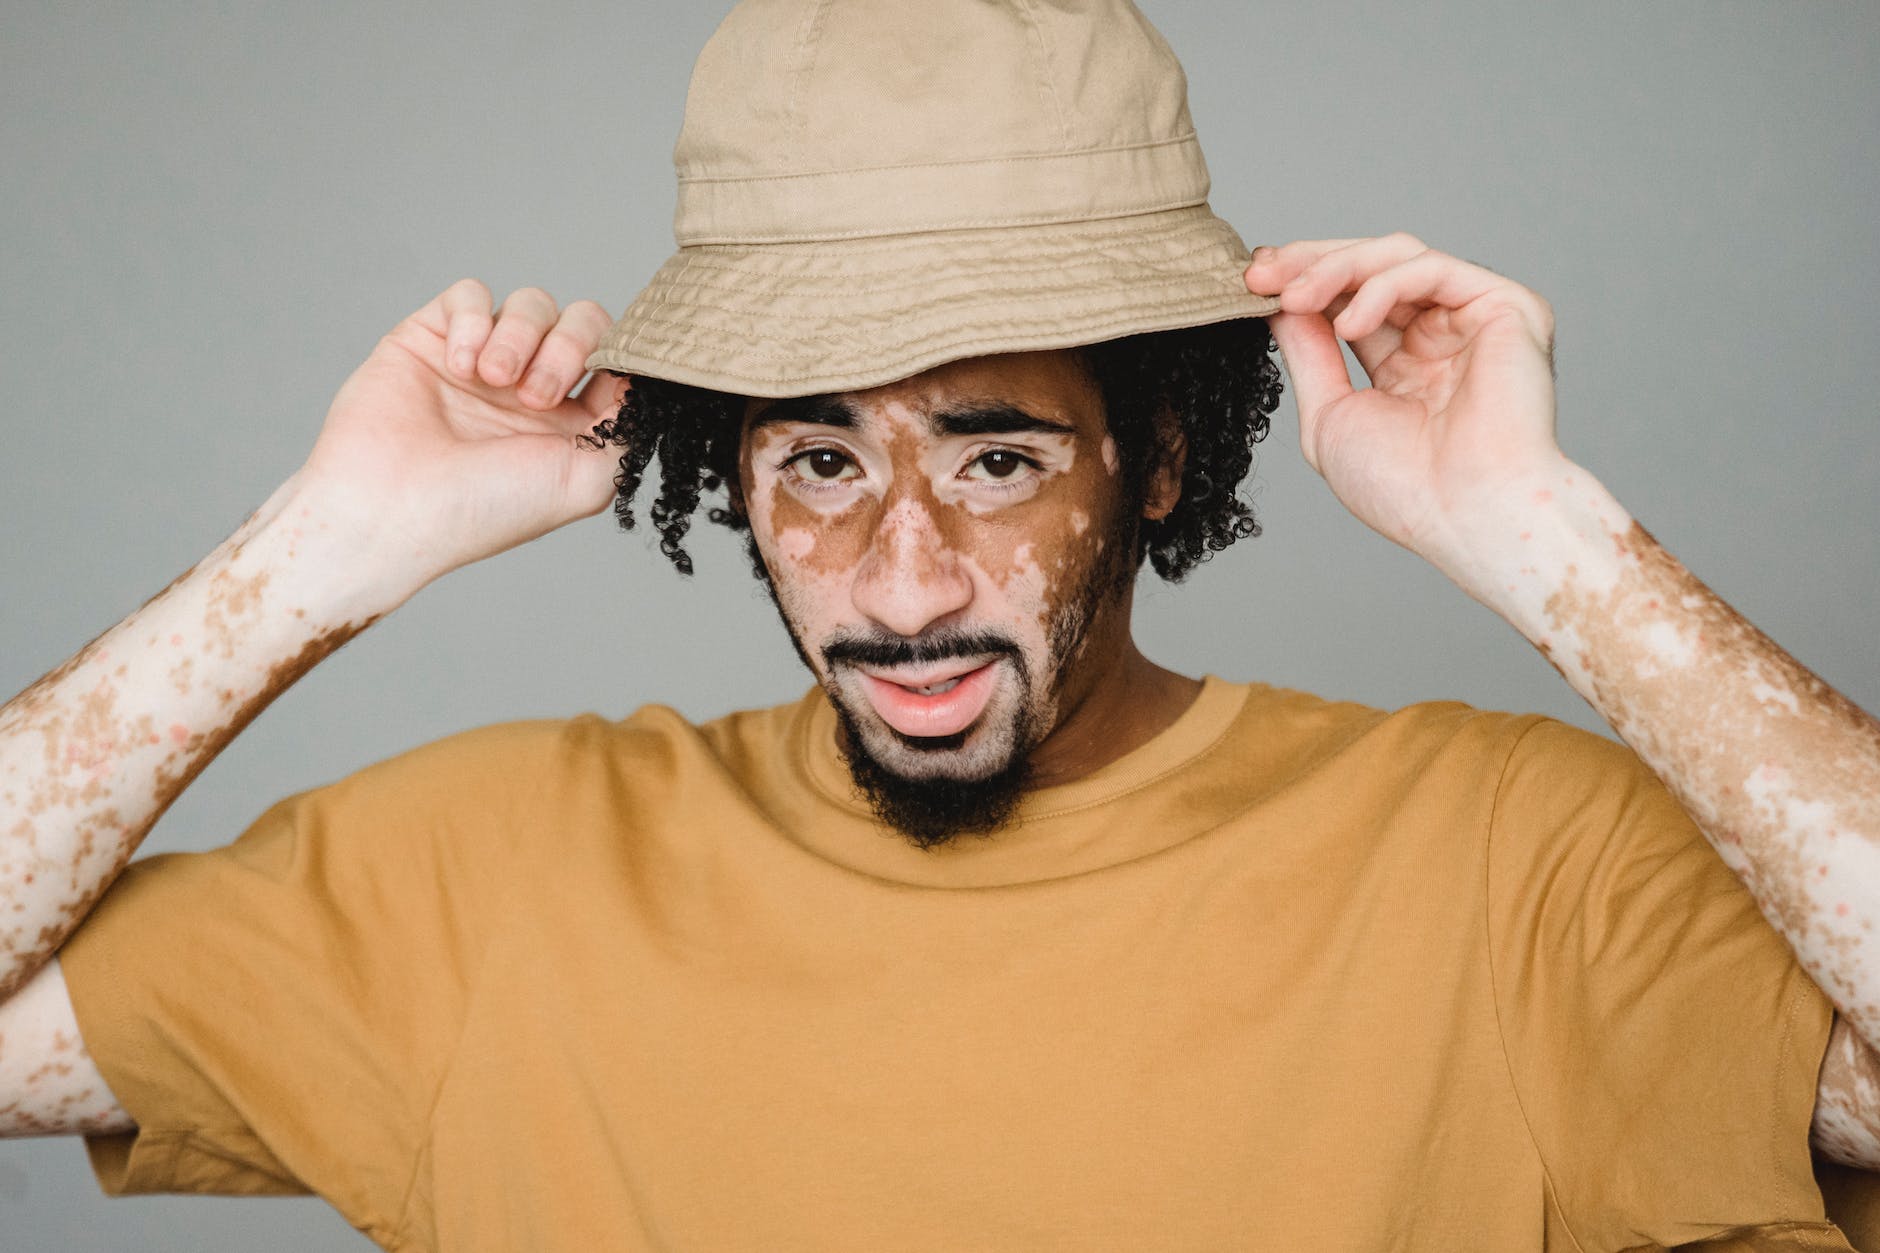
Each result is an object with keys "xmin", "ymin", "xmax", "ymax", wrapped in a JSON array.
[
  {"xmin": 60, "ymin": 679, "xmax": 1843, "ymax": 1250},
  {"xmin": 585, "ymin": 0, "xmax": 1281, "ymax": 397}
]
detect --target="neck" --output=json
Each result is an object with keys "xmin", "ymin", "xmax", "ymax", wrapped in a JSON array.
[{"xmin": 1023, "ymin": 639, "xmax": 1203, "ymax": 789}]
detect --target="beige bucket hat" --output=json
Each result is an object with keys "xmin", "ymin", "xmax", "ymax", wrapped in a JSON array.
[{"xmin": 586, "ymin": 0, "xmax": 1279, "ymax": 399}]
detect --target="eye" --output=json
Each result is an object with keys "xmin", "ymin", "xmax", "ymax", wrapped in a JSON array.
[
  {"xmin": 783, "ymin": 448, "xmax": 860, "ymax": 483},
  {"xmin": 962, "ymin": 449, "xmax": 1040, "ymax": 483}
]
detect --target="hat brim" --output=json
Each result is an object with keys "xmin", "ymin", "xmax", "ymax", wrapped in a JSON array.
[{"xmin": 586, "ymin": 204, "xmax": 1280, "ymax": 399}]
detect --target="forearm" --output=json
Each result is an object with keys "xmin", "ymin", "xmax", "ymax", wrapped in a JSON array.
[
  {"xmin": 0, "ymin": 474, "xmax": 408, "ymax": 1000},
  {"xmin": 1454, "ymin": 460, "xmax": 1880, "ymax": 1044}
]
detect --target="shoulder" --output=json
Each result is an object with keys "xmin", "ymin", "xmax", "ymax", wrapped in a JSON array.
[
  {"xmin": 382, "ymin": 692, "xmax": 819, "ymax": 822},
  {"xmin": 1229, "ymin": 680, "xmax": 1560, "ymax": 794},
  {"xmin": 224, "ymin": 707, "xmax": 721, "ymax": 861},
  {"xmin": 330, "ymin": 701, "xmax": 756, "ymax": 797}
]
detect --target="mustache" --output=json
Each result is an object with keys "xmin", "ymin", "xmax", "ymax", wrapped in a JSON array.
[{"xmin": 821, "ymin": 626, "xmax": 1023, "ymax": 675}]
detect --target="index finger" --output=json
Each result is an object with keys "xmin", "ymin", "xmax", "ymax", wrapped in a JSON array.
[
  {"xmin": 1269, "ymin": 235, "xmax": 1439, "ymax": 316},
  {"xmin": 437, "ymin": 278, "xmax": 496, "ymax": 378},
  {"xmin": 1244, "ymin": 237, "xmax": 1373, "ymax": 293}
]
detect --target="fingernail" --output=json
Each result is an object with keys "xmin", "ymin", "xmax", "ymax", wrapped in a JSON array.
[
  {"xmin": 485, "ymin": 348, "xmax": 518, "ymax": 380},
  {"xmin": 451, "ymin": 348, "xmax": 474, "ymax": 375},
  {"xmin": 1249, "ymin": 245, "xmax": 1275, "ymax": 265}
]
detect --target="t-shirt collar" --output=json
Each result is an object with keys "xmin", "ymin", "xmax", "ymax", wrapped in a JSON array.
[{"xmin": 788, "ymin": 674, "xmax": 1250, "ymax": 887}]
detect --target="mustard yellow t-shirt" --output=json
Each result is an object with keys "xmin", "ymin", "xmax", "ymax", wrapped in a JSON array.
[{"xmin": 60, "ymin": 678, "xmax": 1843, "ymax": 1251}]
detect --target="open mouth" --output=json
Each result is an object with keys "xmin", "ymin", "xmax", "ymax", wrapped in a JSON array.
[{"xmin": 854, "ymin": 660, "xmax": 1001, "ymax": 739}]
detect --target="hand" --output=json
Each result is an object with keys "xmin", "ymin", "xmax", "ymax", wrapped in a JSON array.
[
  {"xmin": 1244, "ymin": 234, "xmax": 1565, "ymax": 572},
  {"xmin": 296, "ymin": 280, "xmax": 626, "ymax": 589}
]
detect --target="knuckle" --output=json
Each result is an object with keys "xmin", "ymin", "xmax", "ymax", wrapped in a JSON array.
[
  {"xmin": 524, "ymin": 363, "xmax": 567, "ymax": 395},
  {"xmin": 485, "ymin": 321, "xmax": 528, "ymax": 350},
  {"xmin": 497, "ymin": 286, "xmax": 557, "ymax": 325},
  {"xmin": 529, "ymin": 337, "xmax": 582, "ymax": 375},
  {"xmin": 1388, "ymin": 230, "xmax": 1426, "ymax": 251}
]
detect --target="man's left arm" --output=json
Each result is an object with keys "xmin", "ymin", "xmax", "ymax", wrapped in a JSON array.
[{"xmin": 1246, "ymin": 234, "xmax": 1880, "ymax": 1167}]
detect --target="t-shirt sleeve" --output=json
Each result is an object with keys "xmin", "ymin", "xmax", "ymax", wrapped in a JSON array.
[
  {"xmin": 56, "ymin": 718, "xmax": 568, "ymax": 1243},
  {"xmin": 1484, "ymin": 716, "xmax": 1838, "ymax": 1249}
]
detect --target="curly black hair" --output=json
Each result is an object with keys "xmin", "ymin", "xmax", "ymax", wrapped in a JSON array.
[{"xmin": 580, "ymin": 317, "xmax": 1284, "ymax": 582}]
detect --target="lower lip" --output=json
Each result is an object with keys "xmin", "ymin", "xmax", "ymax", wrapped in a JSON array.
[{"xmin": 857, "ymin": 662, "xmax": 1000, "ymax": 739}]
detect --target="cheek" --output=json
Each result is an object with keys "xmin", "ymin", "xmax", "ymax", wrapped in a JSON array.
[
  {"xmin": 957, "ymin": 543, "xmax": 1054, "ymax": 655},
  {"xmin": 766, "ymin": 558, "xmax": 853, "ymax": 665},
  {"xmin": 754, "ymin": 480, "xmax": 873, "ymax": 578},
  {"xmin": 952, "ymin": 479, "xmax": 1117, "ymax": 628},
  {"xmin": 777, "ymin": 527, "xmax": 815, "ymax": 563},
  {"xmin": 753, "ymin": 482, "xmax": 872, "ymax": 642}
]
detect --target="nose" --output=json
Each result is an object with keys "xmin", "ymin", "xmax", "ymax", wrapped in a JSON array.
[{"xmin": 850, "ymin": 493, "xmax": 974, "ymax": 638}]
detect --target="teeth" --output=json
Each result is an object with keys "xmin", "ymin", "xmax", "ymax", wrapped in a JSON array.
[{"xmin": 911, "ymin": 677, "xmax": 963, "ymax": 696}]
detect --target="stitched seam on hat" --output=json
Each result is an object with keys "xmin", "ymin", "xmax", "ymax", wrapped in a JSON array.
[
  {"xmin": 680, "ymin": 199, "xmax": 1217, "ymax": 244},
  {"xmin": 635, "ymin": 276, "xmax": 1248, "ymax": 336},
  {"xmin": 632, "ymin": 259, "xmax": 1244, "ymax": 319},
  {"xmin": 623, "ymin": 280, "xmax": 1246, "ymax": 336},
  {"xmin": 613, "ymin": 308, "xmax": 1266, "ymax": 385},
  {"xmin": 671, "ymin": 205, "xmax": 1225, "ymax": 260},
  {"xmin": 619, "ymin": 287, "xmax": 1266, "ymax": 366},
  {"xmin": 1015, "ymin": 0, "xmax": 1070, "ymax": 149},
  {"xmin": 639, "ymin": 234, "xmax": 1238, "ymax": 294},
  {"xmin": 688, "ymin": 199, "xmax": 1218, "ymax": 240},
  {"xmin": 624, "ymin": 248, "xmax": 694, "ymax": 360},
  {"xmin": 673, "ymin": 210, "xmax": 1228, "ymax": 257},
  {"xmin": 677, "ymin": 133, "xmax": 1198, "ymax": 184},
  {"xmin": 786, "ymin": 0, "xmax": 833, "ymax": 165}
]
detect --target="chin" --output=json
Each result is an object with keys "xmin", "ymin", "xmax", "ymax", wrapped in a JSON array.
[
  {"xmin": 823, "ymin": 671, "xmax": 1050, "ymax": 849},
  {"xmin": 831, "ymin": 665, "xmax": 1038, "ymax": 784}
]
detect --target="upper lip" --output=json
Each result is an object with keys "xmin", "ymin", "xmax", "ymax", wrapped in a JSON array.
[{"xmin": 853, "ymin": 658, "xmax": 996, "ymax": 689}]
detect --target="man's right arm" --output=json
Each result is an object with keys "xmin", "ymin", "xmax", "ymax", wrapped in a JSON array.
[{"xmin": 0, "ymin": 279, "xmax": 625, "ymax": 1136}]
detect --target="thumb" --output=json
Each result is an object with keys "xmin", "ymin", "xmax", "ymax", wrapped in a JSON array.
[
  {"xmin": 457, "ymin": 430, "xmax": 620, "ymax": 553},
  {"xmin": 558, "ymin": 427, "xmax": 624, "ymax": 520},
  {"xmin": 1266, "ymin": 310, "xmax": 1355, "ymax": 472}
]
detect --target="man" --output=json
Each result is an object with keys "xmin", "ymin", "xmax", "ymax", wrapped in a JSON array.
[{"xmin": 1, "ymin": 0, "xmax": 1876, "ymax": 1249}]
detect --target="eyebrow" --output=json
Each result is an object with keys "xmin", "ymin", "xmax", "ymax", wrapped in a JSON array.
[
  {"xmin": 745, "ymin": 395, "xmax": 858, "ymax": 434},
  {"xmin": 930, "ymin": 404, "xmax": 1076, "ymax": 439},
  {"xmin": 746, "ymin": 396, "xmax": 1076, "ymax": 439}
]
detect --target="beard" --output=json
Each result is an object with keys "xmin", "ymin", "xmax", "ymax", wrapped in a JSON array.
[
  {"xmin": 749, "ymin": 530, "xmax": 1135, "ymax": 851},
  {"xmin": 823, "ymin": 630, "xmax": 1045, "ymax": 850}
]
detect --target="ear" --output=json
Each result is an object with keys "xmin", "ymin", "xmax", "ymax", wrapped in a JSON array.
[{"xmin": 1141, "ymin": 409, "xmax": 1186, "ymax": 522}]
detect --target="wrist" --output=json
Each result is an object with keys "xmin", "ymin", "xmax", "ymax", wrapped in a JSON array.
[
  {"xmin": 237, "ymin": 472, "xmax": 432, "ymax": 625},
  {"xmin": 1432, "ymin": 459, "xmax": 1637, "ymax": 641}
]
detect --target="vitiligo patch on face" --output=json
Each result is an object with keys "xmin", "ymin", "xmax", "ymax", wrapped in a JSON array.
[
  {"xmin": 744, "ymin": 357, "xmax": 1121, "ymax": 641},
  {"xmin": 739, "ymin": 352, "xmax": 1154, "ymax": 813}
]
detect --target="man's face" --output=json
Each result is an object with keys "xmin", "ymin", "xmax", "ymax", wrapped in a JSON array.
[{"xmin": 738, "ymin": 350, "xmax": 1145, "ymax": 847}]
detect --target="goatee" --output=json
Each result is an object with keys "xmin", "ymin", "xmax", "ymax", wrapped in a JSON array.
[
  {"xmin": 828, "ymin": 696, "xmax": 1034, "ymax": 850},
  {"xmin": 817, "ymin": 627, "xmax": 1040, "ymax": 851}
]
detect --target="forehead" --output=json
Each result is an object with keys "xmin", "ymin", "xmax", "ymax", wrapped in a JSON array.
[{"xmin": 743, "ymin": 349, "xmax": 1104, "ymax": 437}]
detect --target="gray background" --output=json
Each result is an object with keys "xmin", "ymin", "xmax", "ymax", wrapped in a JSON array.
[{"xmin": 3, "ymin": 0, "xmax": 1876, "ymax": 1247}]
